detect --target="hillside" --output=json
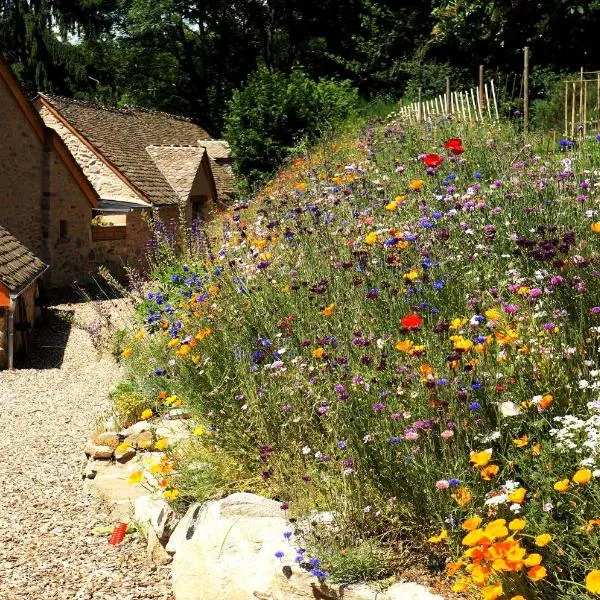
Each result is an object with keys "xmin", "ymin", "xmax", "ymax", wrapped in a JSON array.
[{"xmin": 117, "ymin": 114, "xmax": 600, "ymax": 599}]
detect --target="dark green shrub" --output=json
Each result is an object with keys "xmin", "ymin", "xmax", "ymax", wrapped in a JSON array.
[{"xmin": 224, "ymin": 68, "xmax": 358, "ymax": 184}]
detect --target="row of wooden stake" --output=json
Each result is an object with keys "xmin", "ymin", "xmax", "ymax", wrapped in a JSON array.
[
  {"xmin": 399, "ymin": 80, "xmax": 500, "ymax": 124},
  {"xmin": 564, "ymin": 69, "xmax": 600, "ymax": 137}
]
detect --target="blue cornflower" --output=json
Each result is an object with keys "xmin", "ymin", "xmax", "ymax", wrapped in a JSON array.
[
  {"xmin": 309, "ymin": 558, "xmax": 321, "ymax": 567},
  {"xmin": 336, "ymin": 440, "xmax": 347, "ymax": 449},
  {"xmin": 471, "ymin": 378, "xmax": 483, "ymax": 390},
  {"xmin": 283, "ymin": 531, "xmax": 293, "ymax": 539},
  {"xmin": 311, "ymin": 568, "xmax": 328, "ymax": 580},
  {"xmin": 433, "ymin": 279, "xmax": 444, "ymax": 290},
  {"xmin": 389, "ymin": 436, "xmax": 401, "ymax": 444},
  {"xmin": 449, "ymin": 478, "xmax": 461, "ymax": 486},
  {"xmin": 469, "ymin": 401, "xmax": 481, "ymax": 411},
  {"xmin": 274, "ymin": 551, "xmax": 285, "ymax": 559},
  {"xmin": 474, "ymin": 171, "xmax": 482, "ymax": 179}
]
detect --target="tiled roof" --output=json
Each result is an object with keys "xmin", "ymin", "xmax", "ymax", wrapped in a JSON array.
[
  {"xmin": 199, "ymin": 140, "xmax": 236, "ymax": 202},
  {"xmin": 0, "ymin": 225, "xmax": 47, "ymax": 294},
  {"xmin": 146, "ymin": 146, "xmax": 206, "ymax": 201},
  {"xmin": 38, "ymin": 95, "xmax": 214, "ymax": 206}
]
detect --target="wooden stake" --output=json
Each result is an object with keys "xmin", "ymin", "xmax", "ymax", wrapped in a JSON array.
[
  {"xmin": 465, "ymin": 90, "xmax": 473, "ymax": 121},
  {"xmin": 584, "ymin": 80, "xmax": 588, "ymax": 136},
  {"xmin": 564, "ymin": 81, "xmax": 569, "ymax": 136},
  {"xmin": 470, "ymin": 88, "xmax": 479, "ymax": 122},
  {"xmin": 476, "ymin": 86, "xmax": 484, "ymax": 121},
  {"xmin": 571, "ymin": 82, "xmax": 576, "ymax": 139},
  {"xmin": 460, "ymin": 92, "xmax": 467, "ymax": 120},
  {"xmin": 445, "ymin": 76, "xmax": 450, "ymax": 113},
  {"xmin": 511, "ymin": 73, "xmax": 517, "ymax": 99},
  {"xmin": 418, "ymin": 86, "xmax": 422, "ymax": 122},
  {"xmin": 484, "ymin": 83, "xmax": 492, "ymax": 120},
  {"xmin": 597, "ymin": 73, "xmax": 600, "ymax": 132},
  {"xmin": 491, "ymin": 80, "xmax": 499, "ymax": 121},
  {"xmin": 479, "ymin": 64, "xmax": 485, "ymax": 109},
  {"xmin": 523, "ymin": 46, "xmax": 530, "ymax": 133},
  {"xmin": 579, "ymin": 67, "xmax": 584, "ymax": 132}
]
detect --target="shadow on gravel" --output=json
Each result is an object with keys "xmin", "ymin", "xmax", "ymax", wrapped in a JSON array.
[{"xmin": 14, "ymin": 308, "xmax": 74, "ymax": 370}]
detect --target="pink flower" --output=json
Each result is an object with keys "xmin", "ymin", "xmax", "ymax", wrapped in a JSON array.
[
  {"xmin": 436, "ymin": 480, "xmax": 450, "ymax": 490},
  {"xmin": 441, "ymin": 429, "xmax": 454, "ymax": 440}
]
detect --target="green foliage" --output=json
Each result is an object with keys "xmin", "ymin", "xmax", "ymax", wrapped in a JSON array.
[
  {"xmin": 110, "ymin": 382, "xmax": 149, "ymax": 426},
  {"xmin": 224, "ymin": 68, "xmax": 358, "ymax": 183}
]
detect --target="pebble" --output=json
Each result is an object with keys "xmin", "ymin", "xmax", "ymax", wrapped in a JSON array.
[{"xmin": 0, "ymin": 302, "xmax": 172, "ymax": 600}]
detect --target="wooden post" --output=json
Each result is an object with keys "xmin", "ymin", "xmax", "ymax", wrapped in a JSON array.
[
  {"xmin": 523, "ymin": 46, "xmax": 530, "ymax": 132},
  {"xmin": 479, "ymin": 64, "xmax": 485, "ymax": 109},
  {"xmin": 579, "ymin": 67, "xmax": 584, "ymax": 132},
  {"xmin": 465, "ymin": 90, "xmax": 472, "ymax": 121},
  {"xmin": 571, "ymin": 82, "xmax": 576, "ymax": 139},
  {"xmin": 583, "ymin": 79, "xmax": 588, "ymax": 136},
  {"xmin": 418, "ymin": 86, "xmax": 422, "ymax": 122},
  {"xmin": 484, "ymin": 83, "xmax": 492, "ymax": 120},
  {"xmin": 460, "ymin": 92, "xmax": 467, "ymax": 120},
  {"xmin": 476, "ymin": 86, "xmax": 484, "ymax": 121},
  {"xmin": 597, "ymin": 72, "xmax": 600, "ymax": 132},
  {"xmin": 490, "ymin": 80, "xmax": 499, "ymax": 121},
  {"xmin": 470, "ymin": 88, "xmax": 479, "ymax": 122},
  {"xmin": 511, "ymin": 73, "xmax": 517, "ymax": 99},
  {"xmin": 564, "ymin": 80, "xmax": 569, "ymax": 136},
  {"xmin": 445, "ymin": 76, "xmax": 450, "ymax": 113}
]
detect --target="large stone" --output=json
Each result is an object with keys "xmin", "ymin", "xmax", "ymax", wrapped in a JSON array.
[
  {"xmin": 93, "ymin": 431, "xmax": 121, "ymax": 448},
  {"xmin": 134, "ymin": 495, "xmax": 175, "ymax": 542},
  {"xmin": 147, "ymin": 527, "xmax": 173, "ymax": 566},
  {"xmin": 386, "ymin": 582, "xmax": 444, "ymax": 600},
  {"xmin": 114, "ymin": 445, "xmax": 136, "ymax": 463},
  {"xmin": 83, "ymin": 441, "xmax": 114, "ymax": 459},
  {"xmin": 170, "ymin": 493, "xmax": 364, "ymax": 600},
  {"xmin": 122, "ymin": 421, "xmax": 150, "ymax": 436}
]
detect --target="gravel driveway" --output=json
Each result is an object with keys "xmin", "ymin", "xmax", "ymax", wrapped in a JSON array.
[{"xmin": 0, "ymin": 302, "xmax": 171, "ymax": 600}]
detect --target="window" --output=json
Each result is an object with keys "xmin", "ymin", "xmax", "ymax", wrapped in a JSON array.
[{"xmin": 59, "ymin": 220, "xmax": 68, "ymax": 240}]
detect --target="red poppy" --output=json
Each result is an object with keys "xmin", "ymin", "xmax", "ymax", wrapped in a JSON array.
[
  {"xmin": 423, "ymin": 153, "xmax": 443, "ymax": 168},
  {"xmin": 444, "ymin": 138, "xmax": 465, "ymax": 155},
  {"xmin": 401, "ymin": 314, "xmax": 423, "ymax": 329}
]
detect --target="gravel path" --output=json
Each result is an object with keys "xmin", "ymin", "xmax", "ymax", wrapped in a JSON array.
[{"xmin": 0, "ymin": 302, "xmax": 171, "ymax": 600}]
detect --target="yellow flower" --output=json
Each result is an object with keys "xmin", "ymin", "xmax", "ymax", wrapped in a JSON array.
[
  {"xmin": 364, "ymin": 232, "xmax": 379, "ymax": 245},
  {"xmin": 320, "ymin": 303, "xmax": 335, "ymax": 316},
  {"xmin": 409, "ymin": 179, "xmax": 424, "ymax": 190},
  {"xmin": 573, "ymin": 468, "xmax": 592, "ymax": 485},
  {"xmin": 395, "ymin": 340, "xmax": 414, "ymax": 353},
  {"xmin": 554, "ymin": 479, "xmax": 570, "ymax": 492},
  {"xmin": 449, "ymin": 317, "xmax": 467, "ymax": 329},
  {"xmin": 115, "ymin": 440, "xmax": 131, "ymax": 454},
  {"xmin": 509, "ymin": 518, "xmax": 527, "ymax": 531},
  {"xmin": 312, "ymin": 347, "xmax": 325, "ymax": 359},
  {"xmin": 470, "ymin": 449, "xmax": 493, "ymax": 467},
  {"xmin": 484, "ymin": 309, "xmax": 503, "ymax": 321},
  {"xmin": 480, "ymin": 464, "xmax": 499, "ymax": 480},
  {"xmin": 427, "ymin": 528, "xmax": 447, "ymax": 543},
  {"xmin": 484, "ymin": 519, "xmax": 509, "ymax": 540},
  {"xmin": 461, "ymin": 516, "xmax": 483, "ymax": 531},
  {"xmin": 592, "ymin": 222, "xmax": 600, "ymax": 233},
  {"xmin": 164, "ymin": 488, "xmax": 180, "ymax": 501},
  {"xmin": 524, "ymin": 553, "xmax": 543, "ymax": 567},
  {"xmin": 167, "ymin": 338, "xmax": 180, "ymax": 349},
  {"xmin": 513, "ymin": 435, "xmax": 528, "ymax": 448},
  {"xmin": 452, "ymin": 577, "xmax": 469, "ymax": 592},
  {"xmin": 121, "ymin": 347, "xmax": 133, "ymax": 358},
  {"xmin": 527, "ymin": 565, "xmax": 547, "ymax": 581},
  {"xmin": 403, "ymin": 269, "xmax": 419, "ymax": 282},
  {"xmin": 586, "ymin": 570, "xmax": 600, "ymax": 594},
  {"xmin": 506, "ymin": 545, "xmax": 526, "ymax": 562},
  {"xmin": 154, "ymin": 438, "xmax": 168, "ymax": 451},
  {"xmin": 462, "ymin": 528, "xmax": 485, "ymax": 546},
  {"xmin": 507, "ymin": 487, "xmax": 527, "ymax": 504},
  {"xmin": 511, "ymin": 596, "xmax": 527, "ymax": 600},
  {"xmin": 535, "ymin": 533, "xmax": 552, "ymax": 547},
  {"xmin": 140, "ymin": 408, "xmax": 153, "ymax": 421},
  {"xmin": 134, "ymin": 330, "xmax": 145, "ymax": 340},
  {"xmin": 451, "ymin": 487, "xmax": 472, "ymax": 506},
  {"xmin": 128, "ymin": 470, "xmax": 144, "ymax": 485},
  {"xmin": 481, "ymin": 583, "xmax": 503, "ymax": 600},
  {"xmin": 193, "ymin": 426, "xmax": 204, "ymax": 436},
  {"xmin": 385, "ymin": 200, "xmax": 398, "ymax": 211}
]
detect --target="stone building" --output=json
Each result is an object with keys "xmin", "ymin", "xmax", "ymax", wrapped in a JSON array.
[
  {"xmin": 34, "ymin": 94, "xmax": 236, "ymax": 275},
  {"xmin": 0, "ymin": 225, "xmax": 48, "ymax": 368},
  {"xmin": 1, "ymin": 53, "xmax": 235, "ymax": 293},
  {"xmin": 0, "ymin": 55, "xmax": 100, "ymax": 288}
]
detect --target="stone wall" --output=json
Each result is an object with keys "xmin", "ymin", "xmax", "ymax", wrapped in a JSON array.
[
  {"xmin": 0, "ymin": 74, "xmax": 44, "ymax": 257},
  {"xmin": 38, "ymin": 105, "xmax": 144, "ymax": 204}
]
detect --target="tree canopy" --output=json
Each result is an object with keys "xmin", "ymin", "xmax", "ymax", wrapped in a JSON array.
[{"xmin": 1, "ymin": 1, "xmax": 599, "ymax": 132}]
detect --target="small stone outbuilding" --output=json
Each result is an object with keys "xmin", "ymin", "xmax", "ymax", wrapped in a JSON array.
[{"xmin": 0, "ymin": 225, "xmax": 48, "ymax": 369}]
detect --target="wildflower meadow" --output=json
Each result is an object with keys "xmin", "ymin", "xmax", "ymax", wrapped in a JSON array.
[{"xmin": 116, "ymin": 115, "xmax": 600, "ymax": 599}]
